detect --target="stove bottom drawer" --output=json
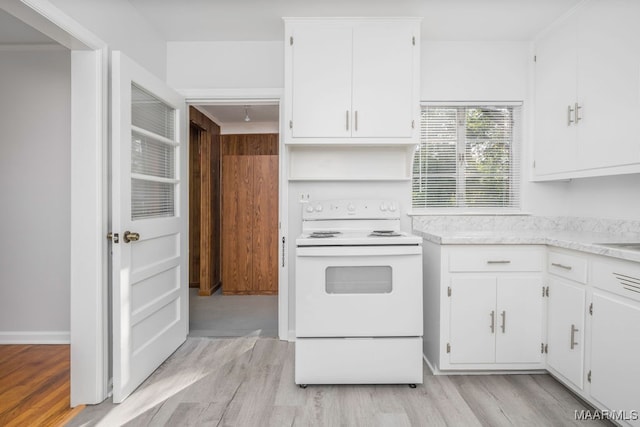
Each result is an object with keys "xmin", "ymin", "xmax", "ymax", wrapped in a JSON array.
[{"xmin": 295, "ymin": 337, "xmax": 423, "ymax": 385}]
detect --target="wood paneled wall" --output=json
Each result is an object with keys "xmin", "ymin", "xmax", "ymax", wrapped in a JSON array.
[
  {"xmin": 189, "ymin": 107, "xmax": 222, "ymax": 296},
  {"xmin": 221, "ymin": 134, "xmax": 279, "ymax": 295}
]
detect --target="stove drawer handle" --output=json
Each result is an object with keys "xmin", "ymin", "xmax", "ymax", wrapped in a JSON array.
[{"xmin": 487, "ymin": 260, "xmax": 511, "ymax": 264}]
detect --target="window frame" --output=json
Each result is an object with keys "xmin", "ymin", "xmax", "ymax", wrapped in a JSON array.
[{"xmin": 411, "ymin": 101, "xmax": 523, "ymax": 214}]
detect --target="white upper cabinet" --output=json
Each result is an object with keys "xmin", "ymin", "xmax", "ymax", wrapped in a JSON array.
[
  {"xmin": 533, "ymin": 0, "xmax": 640, "ymax": 180},
  {"xmin": 285, "ymin": 18, "xmax": 420, "ymax": 144},
  {"xmin": 290, "ymin": 24, "xmax": 353, "ymax": 139},
  {"xmin": 533, "ymin": 12, "xmax": 578, "ymax": 175}
]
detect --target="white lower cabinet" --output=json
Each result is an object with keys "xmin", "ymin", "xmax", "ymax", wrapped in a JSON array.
[
  {"xmin": 422, "ymin": 244, "xmax": 546, "ymax": 371},
  {"xmin": 546, "ymin": 277, "xmax": 585, "ymax": 389},
  {"xmin": 449, "ymin": 276, "xmax": 543, "ymax": 365},
  {"xmin": 590, "ymin": 293, "xmax": 640, "ymax": 426},
  {"xmin": 423, "ymin": 242, "xmax": 640, "ymax": 424}
]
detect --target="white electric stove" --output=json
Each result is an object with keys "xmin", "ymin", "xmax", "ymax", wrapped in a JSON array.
[{"xmin": 295, "ymin": 199, "xmax": 423, "ymax": 387}]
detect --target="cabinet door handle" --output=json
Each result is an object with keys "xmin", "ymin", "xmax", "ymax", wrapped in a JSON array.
[
  {"xmin": 570, "ymin": 324, "xmax": 579, "ymax": 349},
  {"xmin": 346, "ymin": 110, "xmax": 350, "ymax": 131},
  {"xmin": 487, "ymin": 260, "xmax": 511, "ymax": 264},
  {"xmin": 490, "ymin": 310, "xmax": 495, "ymax": 334},
  {"xmin": 567, "ymin": 105, "xmax": 575, "ymax": 126},
  {"xmin": 355, "ymin": 110, "xmax": 358, "ymax": 131},
  {"xmin": 575, "ymin": 102, "xmax": 582, "ymax": 123},
  {"xmin": 551, "ymin": 262, "xmax": 572, "ymax": 270},
  {"xmin": 500, "ymin": 310, "xmax": 506, "ymax": 333}
]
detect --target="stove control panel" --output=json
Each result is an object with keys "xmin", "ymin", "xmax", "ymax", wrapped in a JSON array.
[{"xmin": 302, "ymin": 199, "xmax": 401, "ymax": 220}]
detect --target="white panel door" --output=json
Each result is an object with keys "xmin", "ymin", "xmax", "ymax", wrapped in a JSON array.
[
  {"xmin": 291, "ymin": 24, "xmax": 352, "ymax": 138},
  {"xmin": 546, "ymin": 277, "xmax": 585, "ymax": 389},
  {"xmin": 449, "ymin": 276, "xmax": 496, "ymax": 364},
  {"xmin": 495, "ymin": 277, "xmax": 543, "ymax": 363},
  {"xmin": 111, "ymin": 51, "xmax": 187, "ymax": 403},
  {"xmin": 590, "ymin": 292, "xmax": 640, "ymax": 426},
  {"xmin": 352, "ymin": 22, "xmax": 415, "ymax": 138}
]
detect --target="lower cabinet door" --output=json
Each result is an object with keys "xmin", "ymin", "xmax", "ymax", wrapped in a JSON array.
[
  {"xmin": 590, "ymin": 292, "xmax": 640, "ymax": 426},
  {"xmin": 547, "ymin": 277, "xmax": 585, "ymax": 389},
  {"xmin": 495, "ymin": 277, "xmax": 543, "ymax": 363},
  {"xmin": 449, "ymin": 276, "xmax": 496, "ymax": 364}
]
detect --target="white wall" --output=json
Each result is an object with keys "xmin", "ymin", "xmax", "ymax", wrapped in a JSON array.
[
  {"xmin": 421, "ymin": 41, "xmax": 529, "ymax": 101},
  {"xmin": 49, "ymin": 0, "xmax": 167, "ymax": 79},
  {"xmin": 167, "ymin": 41, "xmax": 283, "ymax": 90},
  {"xmin": 0, "ymin": 49, "xmax": 71, "ymax": 342}
]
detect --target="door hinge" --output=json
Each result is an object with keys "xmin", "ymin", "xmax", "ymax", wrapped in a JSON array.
[
  {"xmin": 545, "ymin": 286, "xmax": 549, "ymax": 297},
  {"xmin": 290, "ymin": 36, "xmax": 293, "ymax": 46},
  {"xmin": 587, "ymin": 370, "xmax": 592, "ymax": 383},
  {"xmin": 446, "ymin": 343, "xmax": 451, "ymax": 353},
  {"xmin": 447, "ymin": 286, "xmax": 451, "ymax": 297},
  {"xmin": 542, "ymin": 286, "xmax": 545, "ymax": 297},
  {"xmin": 289, "ymin": 120, "xmax": 293, "ymax": 129},
  {"xmin": 544, "ymin": 343, "xmax": 548, "ymax": 353},
  {"xmin": 107, "ymin": 232, "xmax": 119, "ymax": 244},
  {"xmin": 589, "ymin": 303, "xmax": 593, "ymax": 315},
  {"xmin": 412, "ymin": 36, "xmax": 415, "ymax": 46},
  {"xmin": 281, "ymin": 236, "xmax": 286, "ymax": 267},
  {"xmin": 411, "ymin": 120, "xmax": 415, "ymax": 129},
  {"xmin": 541, "ymin": 343, "xmax": 546, "ymax": 353}
]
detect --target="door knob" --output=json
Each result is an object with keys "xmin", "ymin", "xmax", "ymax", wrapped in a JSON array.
[{"xmin": 123, "ymin": 231, "xmax": 140, "ymax": 243}]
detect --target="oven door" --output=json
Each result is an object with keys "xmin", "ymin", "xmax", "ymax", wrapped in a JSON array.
[{"xmin": 295, "ymin": 245, "xmax": 422, "ymax": 337}]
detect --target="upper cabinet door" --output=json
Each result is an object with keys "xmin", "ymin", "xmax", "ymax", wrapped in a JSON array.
[
  {"xmin": 352, "ymin": 22, "xmax": 416, "ymax": 138},
  {"xmin": 290, "ymin": 24, "xmax": 353, "ymax": 138},
  {"xmin": 533, "ymin": 13, "xmax": 578, "ymax": 176},
  {"xmin": 576, "ymin": 0, "xmax": 640, "ymax": 170},
  {"xmin": 533, "ymin": 0, "xmax": 640, "ymax": 179},
  {"xmin": 285, "ymin": 18, "xmax": 420, "ymax": 144}
]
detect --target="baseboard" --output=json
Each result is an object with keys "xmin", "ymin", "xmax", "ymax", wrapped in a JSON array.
[{"xmin": 0, "ymin": 331, "xmax": 70, "ymax": 344}]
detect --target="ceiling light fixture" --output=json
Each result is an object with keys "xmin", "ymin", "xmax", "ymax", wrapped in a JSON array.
[{"xmin": 244, "ymin": 106, "xmax": 251, "ymax": 122}]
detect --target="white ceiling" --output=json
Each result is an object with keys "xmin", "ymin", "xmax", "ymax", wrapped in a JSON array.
[
  {"xmin": 129, "ymin": 0, "xmax": 582, "ymax": 42},
  {"xmin": 0, "ymin": 9, "xmax": 57, "ymax": 44},
  {"xmin": 199, "ymin": 104, "xmax": 279, "ymax": 124}
]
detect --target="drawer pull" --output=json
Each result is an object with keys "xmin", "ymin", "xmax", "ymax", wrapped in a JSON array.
[
  {"xmin": 500, "ymin": 310, "xmax": 506, "ymax": 333},
  {"xmin": 570, "ymin": 324, "xmax": 579, "ymax": 349},
  {"xmin": 487, "ymin": 260, "xmax": 511, "ymax": 264},
  {"xmin": 490, "ymin": 310, "xmax": 495, "ymax": 334},
  {"xmin": 551, "ymin": 262, "xmax": 573, "ymax": 270}
]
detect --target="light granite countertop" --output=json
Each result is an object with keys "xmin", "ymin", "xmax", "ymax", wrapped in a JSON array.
[{"xmin": 412, "ymin": 216, "xmax": 640, "ymax": 263}]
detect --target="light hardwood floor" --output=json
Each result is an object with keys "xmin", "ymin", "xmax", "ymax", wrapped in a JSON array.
[
  {"xmin": 0, "ymin": 345, "xmax": 84, "ymax": 426},
  {"xmin": 68, "ymin": 337, "xmax": 610, "ymax": 426}
]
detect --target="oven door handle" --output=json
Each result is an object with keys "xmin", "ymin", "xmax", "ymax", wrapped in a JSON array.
[{"xmin": 296, "ymin": 246, "xmax": 422, "ymax": 257}]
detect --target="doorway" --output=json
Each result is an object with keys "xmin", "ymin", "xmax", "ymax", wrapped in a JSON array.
[{"xmin": 188, "ymin": 103, "xmax": 280, "ymax": 338}]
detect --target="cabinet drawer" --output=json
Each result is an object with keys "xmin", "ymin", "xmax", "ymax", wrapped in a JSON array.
[
  {"xmin": 548, "ymin": 252, "xmax": 587, "ymax": 284},
  {"xmin": 448, "ymin": 246, "xmax": 544, "ymax": 272},
  {"xmin": 592, "ymin": 257, "xmax": 640, "ymax": 303}
]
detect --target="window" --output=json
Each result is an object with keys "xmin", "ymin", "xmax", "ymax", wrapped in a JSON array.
[{"xmin": 412, "ymin": 103, "xmax": 522, "ymax": 211}]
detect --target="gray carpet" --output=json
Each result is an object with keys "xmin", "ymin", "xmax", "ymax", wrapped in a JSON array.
[{"xmin": 188, "ymin": 288, "xmax": 278, "ymax": 338}]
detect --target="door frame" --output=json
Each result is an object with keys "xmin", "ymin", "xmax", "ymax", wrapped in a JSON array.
[
  {"xmin": 1, "ymin": 0, "xmax": 110, "ymax": 405},
  {"xmin": 187, "ymin": 89, "xmax": 289, "ymax": 341}
]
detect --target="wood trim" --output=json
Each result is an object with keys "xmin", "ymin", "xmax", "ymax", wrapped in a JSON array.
[
  {"xmin": 189, "ymin": 106, "xmax": 222, "ymax": 297},
  {"xmin": 221, "ymin": 134, "xmax": 279, "ymax": 156}
]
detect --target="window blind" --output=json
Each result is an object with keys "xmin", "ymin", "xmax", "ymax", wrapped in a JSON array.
[
  {"xmin": 412, "ymin": 104, "xmax": 521, "ymax": 211},
  {"xmin": 130, "ymin": 84, "xmax": 178, "ymax": 220}
]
